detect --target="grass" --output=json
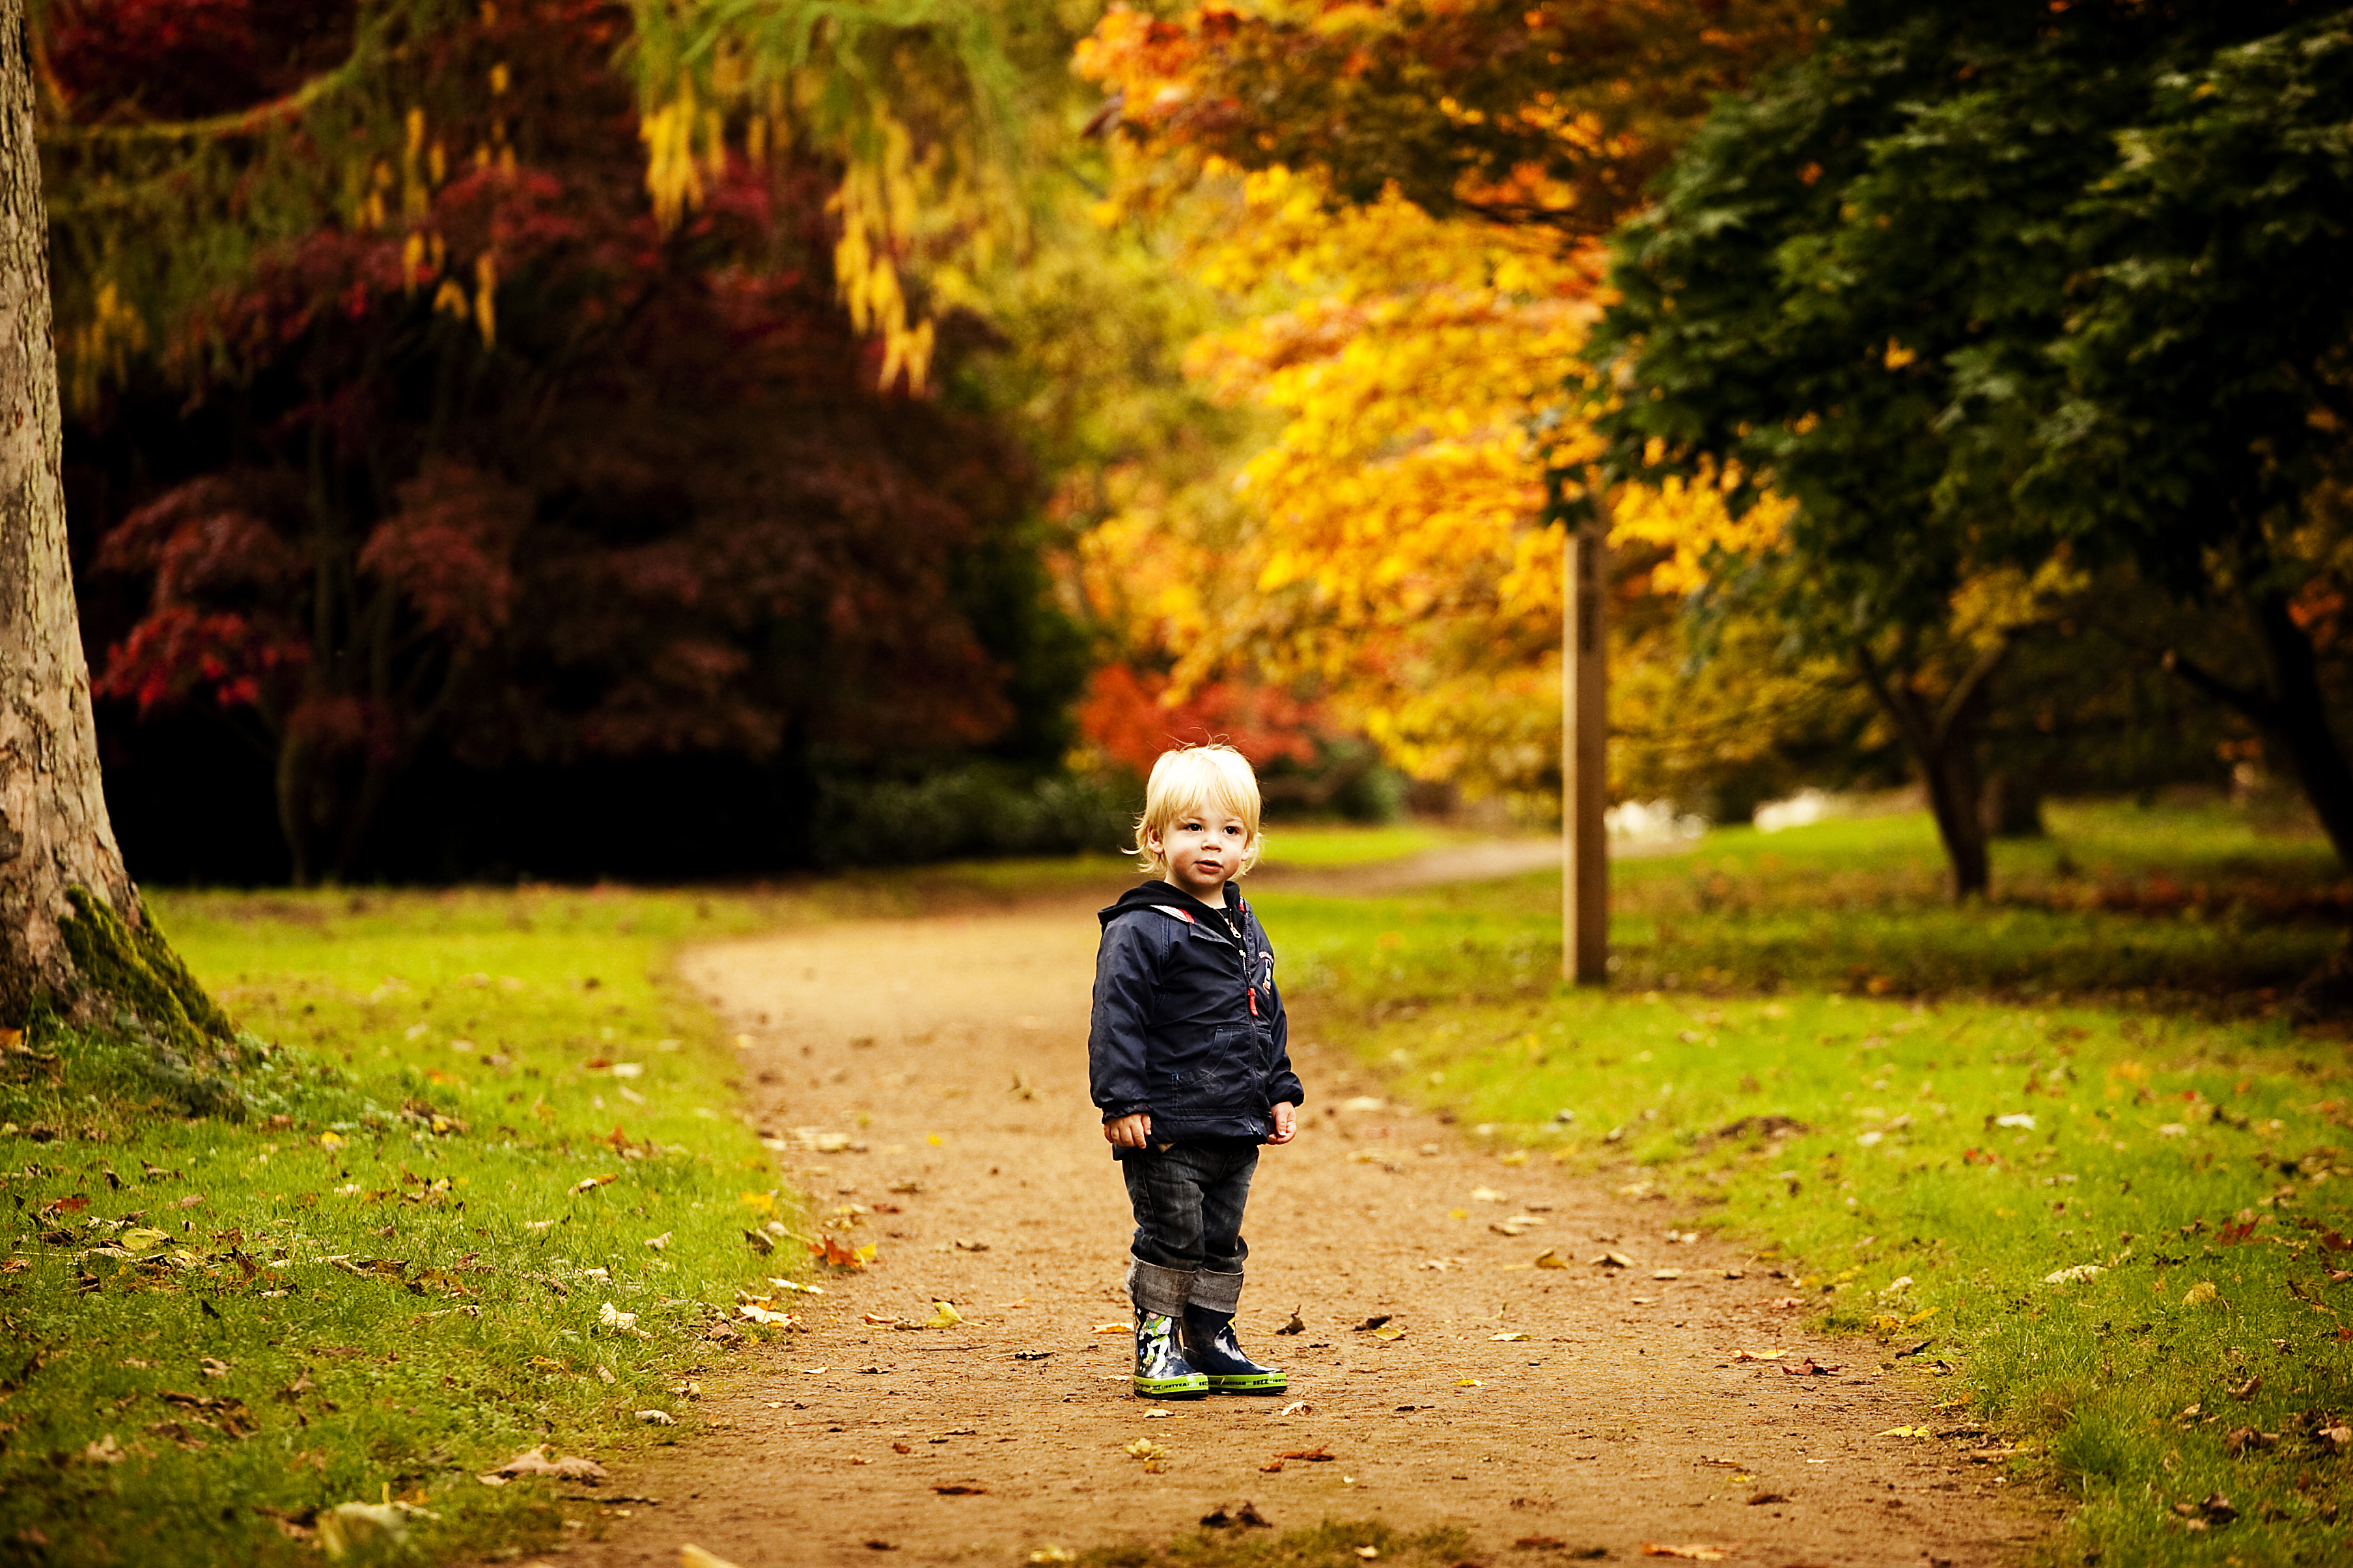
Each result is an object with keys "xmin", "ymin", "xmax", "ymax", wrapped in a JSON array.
[
  {"xmin": 1064, "ymin": 1517, "xmax": 1484, "ymax": 1568},
  {"xmin": 0, "ymin": 888, "xmax": 824, "ymax": 1567},
  {"xmin": 1255, "ymin": 799, "xmax": 2353, "ymax": 1568},
  {"xmin": 1253, "ymin": 823, "xmax": 1471, "ymax": 871}
]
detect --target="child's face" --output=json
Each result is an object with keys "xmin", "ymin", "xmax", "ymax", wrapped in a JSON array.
[{"xmin": 1149, "ymin": 806, "xmax": 1253, "ymax": 901}]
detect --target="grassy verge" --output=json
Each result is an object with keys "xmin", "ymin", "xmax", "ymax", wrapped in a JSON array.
[
  {"xmin": 1257, "ymin": 801, "xmax": 2353, "ymax": 1568},
  {"xmin": 0, "ymin": 888, "xmax": 818, "ymax": 1567}
]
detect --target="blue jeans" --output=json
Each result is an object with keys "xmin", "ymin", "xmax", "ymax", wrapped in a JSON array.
[{"xmin": 1122, "ymin": 1140, "xmax": 1258, "ymax": 1279}]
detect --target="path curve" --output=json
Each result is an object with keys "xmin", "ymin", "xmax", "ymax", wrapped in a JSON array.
[{"xmin": 551, "ymin": 896, "xmax": 2046, "ymax": 1567}]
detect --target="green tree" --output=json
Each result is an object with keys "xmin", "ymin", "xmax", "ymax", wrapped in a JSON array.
[{"xmin": 1589, "ymin": 0, "xmax": 2347, "ymax": 890}]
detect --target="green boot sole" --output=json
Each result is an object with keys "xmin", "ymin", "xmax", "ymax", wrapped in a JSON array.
[
  {"xmin": 1206, "ymin": 1370, "xmax": 1287, "ymax": 1394},
  {"xmin": 1133, "ymin": 1372, "xmax": 1210, "ymax": 1399}
]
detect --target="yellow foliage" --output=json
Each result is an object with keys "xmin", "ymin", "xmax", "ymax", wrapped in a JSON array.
[{"xmin": 1081, "ymin": 158, "xmax": 1766, "ymax": 799}]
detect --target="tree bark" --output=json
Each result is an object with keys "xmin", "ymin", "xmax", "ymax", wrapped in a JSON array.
[
  {"xmin": 1854, "ymin": 641, "xmax": 2004, "ymax": 900},
  {"xmin": 2165, "ymin": 590, "xmax": 2353, "ymax": 868},
  {"xmin": 0, "ymin": 0, "xmax": 225, "ymax": 1042}
]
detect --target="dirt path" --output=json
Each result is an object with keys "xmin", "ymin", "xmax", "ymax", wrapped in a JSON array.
[{"xmin": 550, "ymin": 893, "xmax": 2048, "ymax": 1568}]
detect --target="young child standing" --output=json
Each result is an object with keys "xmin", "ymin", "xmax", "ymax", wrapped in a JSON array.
[{"xmin": 1089, "ymin": 743, "xmax": 1302, "ymax": 1399}]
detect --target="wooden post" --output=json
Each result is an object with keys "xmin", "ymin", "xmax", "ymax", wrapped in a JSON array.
[{"xmin": 1563, "ymin": 511, "xmax": 1608, "ymax": 984}]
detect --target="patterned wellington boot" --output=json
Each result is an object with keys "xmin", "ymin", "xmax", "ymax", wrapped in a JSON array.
[
  {"xmin": 1133, "ymin": 1310, "xmax": 1210, "ymax": 1399},
  {"xmin": 1180, "ymin": 1306, "xmax": 1288, "ymax": 1394}
]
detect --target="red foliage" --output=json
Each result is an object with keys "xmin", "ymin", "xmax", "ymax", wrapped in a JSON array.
[
  {"xmin": 1079, "ymin": 664, "xmax": 1320, "ymax": 778},
  {"xmin": 79, "ymin": 0, "xmax": 1038, "ymax": 880},
  {"xmin": 45, "ymin": 0, "xmax": 355, "ymax": 122}
]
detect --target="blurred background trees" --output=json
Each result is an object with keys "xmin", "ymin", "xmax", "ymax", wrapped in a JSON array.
[{"xmin": 37, "ymin": 0, "xmax": 2353, "ymax": 887}]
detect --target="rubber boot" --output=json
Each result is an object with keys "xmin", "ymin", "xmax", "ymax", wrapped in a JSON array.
[
  {"xmin": 1181, "ymin": 1306, "xmax": 1288, "ymax": 1394},
  {"xmin": 1132, "ymin": 1310, "xmax": 1210, "ymax": 1399}
]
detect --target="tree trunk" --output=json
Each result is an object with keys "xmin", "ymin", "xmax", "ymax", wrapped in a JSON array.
[
  {"xmin": 1855, "ymin": 642, "xmax": 2003, "ymax": 901},
  {"xmin": 2165, "ymin": 590, "xmax": 2353, "ymax": 869},
  {"xmin": 2250, "ymin": 590, "xmax": 2353, "ymax": 868},
  {"xmin": 0, "ymin": 1, "xmax": 226, "ymax": 1044}
]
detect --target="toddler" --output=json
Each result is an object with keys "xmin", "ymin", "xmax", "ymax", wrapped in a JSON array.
[{"xmin": 1089, "ymin": 744, "xmax": 1302, "ymax": 1398}]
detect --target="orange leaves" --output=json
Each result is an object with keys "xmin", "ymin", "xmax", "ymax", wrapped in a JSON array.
[{"xmin": 811, "ymin": 1233, "xmax": 876, "ymax": 1271}]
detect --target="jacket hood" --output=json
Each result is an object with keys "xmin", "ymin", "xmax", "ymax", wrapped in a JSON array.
[{"xmin": 1098, "ymin": 879, "xmax": 1246, "ymax": 930}]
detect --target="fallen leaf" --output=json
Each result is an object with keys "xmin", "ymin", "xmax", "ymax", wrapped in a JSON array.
[
  {"xmin": 1092, "ymin": 1322, "xmax": 1132, "ymax": 1334},
  {"xmin": 598, "ymin": 1302, "xmax": 645, "ymax": 1336},
  {"xmin": 863, "ymin": 1314, "xmax": 904, "ymax": 1327},
  {"xmin": 1472, "ymin": 1187, "xmax": 1507, "ymax": 1203},
  {"xmin": 1277, "ymin": 1400, "xmax": 1312, "ymax": 1416},
  {"xmin": 1781, "ymin": 1358, "xmax": 1841, "ymax": 1375},
  {"xmin": 1591, "ymin": 1252, "xmax": 1634, "ymax": 1269},
  {"xmin": 1491, "ymin": 1331, "xmax": 1531, "ymax": 1341},
  {"xmin": 637, "ymin": 1409, "xmax": 675, "ymax": 1425},
  {"xmin": 1534, "ymin": 1248, "xmax": 1570, "ymax": 1270},
  {"xmin": 737, "ymin": 1304, "xmax": 797, "ymax": 1327},
  {"xmin": 1260, "ymin": 1459, "xmax": 1285, "ymax": 1473},
  {"xmin": 919, "ymin": 1300, "xmax": 964, "ymax": 1329},
  {"xmin": 571, "ymin": 1174, "xmax": 617, "ymax": 1194},
  {"xmin": 2184, "ymin": 1280, "xmax": 2220, "ymax": 1307},
  {"xmin": 483, "ymin": 1445, "xmax": 609, "ymax": 1483},
  {"xmin": 1370, "ymin": 1325, "xmax": 1405, "ymax": 1342},
  {"xmin": 1275, "ymin": 1307, "xmax": 1307, "ymax": 1335},
  {"xmin": 1124, "ymin": 1438, "xmax": 1167, "ymax": 1461},
  {"xmin": 680, "ymin": 1547, "xmax": 744, "ymax": 1568},
  {"xmin": 1730, "ymin": 1349, "xmax": 1787, "ymax": 1363},
  {"xmin": 1652, "ymin": 1269, "xmax": 1684, "ymax": 1280},
  {"xmin": 2044, "ymin": 1264, "xmax": 2104, "ymax": 1285},
  {"xmin": 768, "ymin": 1277, "xmax": 825, "ymax": 1295},
  {"xmin": 1877, "ymin": 1425, "xmax": 1932, "ymax": 1438},
  {"xmin": 1457, "ymin": 1378, "xmax": 1483, "ymax": 1387},
  {"xmin": 932, "ymin": 1485, "xmax": 986, "ymax": 1496},
  {"xmin": 1276, "ymin": 1446, "xmax": 1335, "ymax": 1461},
  {"xmin": 1352, "ymin": 1315, "xmax": 1393, "ymax": 1333},
  {"xmin": 318, "ymin": 1500, "xmax": 432, "ymax": 1561},
  {"xmin": 1640, "ymin": 1546, "xmax": 1734, "ymax": 1561},
  {"xmin": 1746, "ymin": 1492, "xmax": 1786, "ymax": 1506},
  {"xmin": 1356, "ymin": 1550, "xmax": 1380, "ymax": 1560}
]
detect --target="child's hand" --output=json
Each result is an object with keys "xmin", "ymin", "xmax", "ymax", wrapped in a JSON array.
[
  {"xmin": 1267, "ymin": 1101, "xmax": 1298, "ymax": 1145},
  {"xmin": 1104, "ymin": 1112, "xmax": 1152, "ymax": 1148}
]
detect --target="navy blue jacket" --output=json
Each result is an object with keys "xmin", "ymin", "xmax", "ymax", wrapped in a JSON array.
[{"xmin": 1089, "ymin": 880, "xmax": 1305, "ymax": 1151}]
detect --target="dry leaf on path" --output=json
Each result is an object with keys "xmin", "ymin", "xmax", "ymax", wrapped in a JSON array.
[
  {"xmin": 1491, "ymin": 1331, "xmax": 1531, "ymax": 1341},
  {"xmin": 1276, "ymin": 1308, "xmax": 1306, "ymax": 1335},
  {"xmin": 1352, "ymin": 1315, "xmax": 1393, "ymax": 1333},
  {"xmin": 1641, "ymin": 1545, "xmax": 1736, "ymax": 1560},
  {"xmin": 1534, "ymin": 1248, "xmax": 1570, "ymax": 1270},
  {"xmin": 1275, "ymin": 1446, "xmax": 1335, "ymax": 1462},
  {"xmin": 680, "ymin": 1547, "xmax": 744, "ymax": 1568},
  {"xmin": 1092, "ymin": 1322, "xmax": 1131, "ymax": 1334},
  {"xmin": 1124, "ymin": 1438, "xmax": 1168, "ymax": 1461},
  {"xmin": 1370, "ymin": 1324, "xmax": 1404, "ymax": 1342},
  {"xmin": 933, "ymin": 1485, "xmax": 986, "ymax": 1496},
  {"xmin": 1876, "ymin": 1425, "xmax": 1932, "ymax": 1438},
  {"xmin": 919, "ymin": 1300, "xmax": 964, "ymax": 1328},
  {"xmin": 1780, "ymin": 1358, "xmax": 1841, "ymax": 1375},
  {"xmin": 483, "ymin": 1445, "xmax": 609, "ymax": 1483},
  {"xmin": 1730, "ymin": 1349, "xmax": 1787, "ymax": 1362}
]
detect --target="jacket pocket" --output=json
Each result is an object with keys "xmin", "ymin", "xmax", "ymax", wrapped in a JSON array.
[{"xmin": 1195, "ymin": 1023, "xmax": 1259, "ymax": 1110}]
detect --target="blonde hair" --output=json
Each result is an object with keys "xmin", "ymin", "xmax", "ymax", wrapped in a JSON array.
[{"xmin": 1131, "ymin": 744, "xmax": 1264, "ymax": 879}]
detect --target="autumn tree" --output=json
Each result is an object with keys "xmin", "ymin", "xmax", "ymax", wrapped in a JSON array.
[
  {"xmin": 1071, "ymin": 1, "xmax": 1824, "ymax": 813},
  {"xmin": 0, "ymin": 0, "xmax": 231, "ymax": 1045},
  {"xmin": 49, "ymin": 1, "xmax": 1100, "ymax": 883}
]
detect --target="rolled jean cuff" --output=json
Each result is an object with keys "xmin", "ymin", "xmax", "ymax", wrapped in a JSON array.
[
  {"xmin": 1126, "ymin": 1257, "xmax": 1195, "ymax": 1319},
  {"xmin": 1188, "ymin": 1267, "xmax": 1244, "ymax": 1315}
]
